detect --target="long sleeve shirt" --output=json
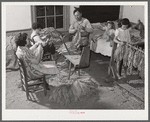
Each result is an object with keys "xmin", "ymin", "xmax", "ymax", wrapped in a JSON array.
[
  {"xmin": 69, "ymin": 18, "xmax": 93, "ymax": 35},
  {"xmin": 69, "ymin": 18, "xmax": 93, "ymax": 46}
]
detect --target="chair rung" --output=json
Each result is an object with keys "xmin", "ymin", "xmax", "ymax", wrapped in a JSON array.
[
  {"xmin": 22, "ymin": 85, "xmax": 26, "ymax": 91},
  {"xmin": 22, "ymin": 82, "xmax": 43, "ymax": 92},
  {"xmin": 28, "ymin": 82, "xmax": 43, "ymax": 86},
  {"xmin": 28, "ymin": 86, "xmax": 44, "ymax": 92}
]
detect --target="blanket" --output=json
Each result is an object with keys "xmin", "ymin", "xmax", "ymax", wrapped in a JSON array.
[{"xmin": 6, "ymin": 34, "xmax": 20, "ymax": 70}]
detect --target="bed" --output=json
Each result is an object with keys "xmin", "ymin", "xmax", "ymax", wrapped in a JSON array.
[{"xmin": 89, "ymin": 21, "xmax": 141, "ymax": 57}]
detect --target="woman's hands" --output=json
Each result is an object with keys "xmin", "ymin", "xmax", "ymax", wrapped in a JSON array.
[
  {"xmin": 35, "ymin": 42, "xmax": 39, "ymax": 47},
  {"xmin": 29, "ymin": 43, "xmax": 40, "ymax": 51},
  {"xmin": 114, "ymin": 36, "xmax": 127, "ymax": 46},
  {"xmin": 120, "ymin": 41, "xmax": 127, "ymax": 46},
  {"xmin": 38, "ymin": 38, "xmax": 49, "ymax": 47},
  {"xmin": 79, "ymin": 25, "xmax": 86, "ymax": 30}
]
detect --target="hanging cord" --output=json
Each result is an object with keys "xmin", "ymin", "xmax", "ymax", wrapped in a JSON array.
[{"xmin": 126, "ymin": 43, "xmax": 144, "ymax": 54}]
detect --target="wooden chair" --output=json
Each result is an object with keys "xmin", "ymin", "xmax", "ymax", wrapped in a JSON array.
[
  {"xmin": 57, "ymin": 33, "xmax": 90, "ymax": 79},
  {"xmin": 64, "ymin": 46, "xmax": 90, "ymax": 80},
  {"xmin": 17, "ymin": 58, "xmax": 48, "ymax": 100}
]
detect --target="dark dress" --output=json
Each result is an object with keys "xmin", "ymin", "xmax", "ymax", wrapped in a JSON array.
[{"xmin": 31, "ymin": 34, "xmax": 56, "ymax": 56}]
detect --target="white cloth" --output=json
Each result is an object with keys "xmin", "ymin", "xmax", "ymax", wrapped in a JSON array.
[
  {"xmin": 90, "ymin": 28, "xmax": 115, "ymax": 57},
  {"xmin": 93, "ymin": 38, "xmax": 113, "ymax": 57}
]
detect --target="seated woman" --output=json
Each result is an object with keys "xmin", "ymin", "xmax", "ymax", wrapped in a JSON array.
[
  {"xmin": 16, "ymin": 33, "xmax": 59, "ymax": 80},
  {"xmin": 30, "ymin": 22, "xmax": 56, "ymax": 61},
  {"xmin": 90, "ymin": 21, "xmax": 115, "ymax": 57}
]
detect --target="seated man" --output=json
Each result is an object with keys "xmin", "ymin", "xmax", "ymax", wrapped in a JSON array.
[{"xmin": 69, "ymin": 7, "xmax": 93, "ymax": 52}]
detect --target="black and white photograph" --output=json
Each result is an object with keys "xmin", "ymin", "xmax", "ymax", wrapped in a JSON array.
[{"xmin": 2, "ymin": 1, "xmax": 148, "ymax": 120}]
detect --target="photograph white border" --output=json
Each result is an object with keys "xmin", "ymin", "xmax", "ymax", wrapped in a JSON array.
[{"xmin": 2, "ymin": 1, "xmax": 148, "ymax": 120}]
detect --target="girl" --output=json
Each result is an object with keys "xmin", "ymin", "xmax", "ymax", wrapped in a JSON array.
[
  {"xmin": 114, "ymin": 18, "xmax": 132, "ymax": 79},
  {"xmin": 91, "ymin": 21, "xmax": 115, "ymax": 57}
]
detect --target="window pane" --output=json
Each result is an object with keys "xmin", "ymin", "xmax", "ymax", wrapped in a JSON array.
[
  {"xmin": 56, "ymin": 16, "xmax": 63, "ymax": 28},
  {"xmin": 36, "ymin": 6, "xmax": 45, "ymax": 17},
  {"xmin": 55, "ymin": 6, "xmax": 63, "ymax": 15},
  {"xmin": 47, "ymin": 17, "xmax": 54, "ymax": 27},
  {"xmin": 37, "ymin": 18, "xmax": 45, "ymax": 29},
  {"xmin": 46, "ymin": 6, "xmax": 54, "ymax": 16}
]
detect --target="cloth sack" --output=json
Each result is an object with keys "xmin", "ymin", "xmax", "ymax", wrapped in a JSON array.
[{"xmin": 6, "ymin": 33, "xmax": 22, "ymax": 70}]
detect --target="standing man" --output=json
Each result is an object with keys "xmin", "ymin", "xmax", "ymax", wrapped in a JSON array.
[{"xmin": 69, "ymin": 7, "xmax": 93, "ymax": 51}]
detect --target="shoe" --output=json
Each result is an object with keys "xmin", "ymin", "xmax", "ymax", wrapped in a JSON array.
[{"xmin": 116, "ymin": 74, "xmax": 123, "ymax": 80}]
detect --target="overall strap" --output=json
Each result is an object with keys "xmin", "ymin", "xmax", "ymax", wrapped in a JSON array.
[{"xmin": 31, "ymin": 35, "xmax": 38, "ymax": 44}]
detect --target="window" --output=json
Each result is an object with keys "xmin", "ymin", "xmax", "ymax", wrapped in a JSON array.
[{"xmin": 31, "ymin": 5, "xmax": 70, "ymax": 30}]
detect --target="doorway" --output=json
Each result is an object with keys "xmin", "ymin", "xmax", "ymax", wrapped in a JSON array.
[{"xmin": 80, "ymin": 6, "xmax": 120, "ymax": 23}]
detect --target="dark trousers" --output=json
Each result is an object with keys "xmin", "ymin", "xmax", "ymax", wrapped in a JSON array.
[{"xmin": 117, "ymin": 59, "xmax": 123, "ymax": 76}]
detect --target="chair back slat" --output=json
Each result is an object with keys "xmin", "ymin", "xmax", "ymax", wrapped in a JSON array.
[
  {"xmin": 17, "ymin": 58, "xmax": 28, "ymax": 82},
  {"xmin": 21, "ymin": 78, "xmax": 26, "ymax": 86},
  {"xmin": 78, "ymin": 46, "xmax": 90, "ymax": 68},
  {"xmin": 21, "ymin": 72, "xmax": 25, "ymax": 78},
  {"xmin": 22, "ymin": 85, "xmax": 26, "ymax": 91},
  {"xmin": 61, "ymin": 34, "xmax": 71, "ymax": 55},
  {"xmin": 61, "ymin": 34, "xmax": 81, "ymax": 55}
]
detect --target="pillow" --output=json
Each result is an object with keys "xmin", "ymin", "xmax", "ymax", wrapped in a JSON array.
[
  {"xmin": 89, "ymin": 29, "xmax": 104, "ymax": 43},
  {"xmin": 91, "ymin": 23, "xmax": 101, "ymax": 29}
]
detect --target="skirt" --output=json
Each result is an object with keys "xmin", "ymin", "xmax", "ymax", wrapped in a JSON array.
[{"xmin": 43, "ymin": 42, "xmax": 56, "ymax": 55}]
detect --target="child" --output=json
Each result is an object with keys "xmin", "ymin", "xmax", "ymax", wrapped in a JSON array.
[
  {"xmin": 91, "ymin": 21, "xmax": 115, "ymax": 57},
  {"xmin": 101, "ymin": 21, "xmax": 115, "ymax": 41},
  {"xmin": 30, "ymin": 23, "xmax": 56, "ymax": 61},
  {"xmin": 114, "ymin": 18, "xmax": 132, "ymax": 79}
]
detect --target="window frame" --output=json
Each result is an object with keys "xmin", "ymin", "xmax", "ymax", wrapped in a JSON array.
[
  {"xmin": 31, "ymin": 5, "xmax": 70, "ymax": 31},
  {"xmin": 119, "ymin": 6, "xmax": 123, "ymax": 19}
]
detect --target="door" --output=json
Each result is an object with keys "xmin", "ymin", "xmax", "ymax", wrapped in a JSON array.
[{"xmin": 80, "ymin": 6, "xmax": 120, "ymax": 23}]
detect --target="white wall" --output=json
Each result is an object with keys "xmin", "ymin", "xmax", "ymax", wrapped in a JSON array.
[
  {"xmin": 6, "ymin": 5, "xmax": 76, "ymax": 31},
  {"xmin": 70, "ymin": 5, "xmax": 79, "ymax": 25},
  {"xmin": 122, "ymin": 5, "xmax": 144, "ymax": 24},
  {"xmin": 6, "ymin": 5, "xmax": 144, "ymax": 31},
  {"xmin": 6, "ymin": 5, "xmax": 32, "ymax": 31}
]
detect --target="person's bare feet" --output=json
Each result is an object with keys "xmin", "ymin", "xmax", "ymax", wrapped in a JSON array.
[
  {"xmin": 122, "ymin": 73, "xmax": 127, "ymax": 78},
  {"xmin": 116, "ymin": 73, "xmax": 123, "ymax": 80}
]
